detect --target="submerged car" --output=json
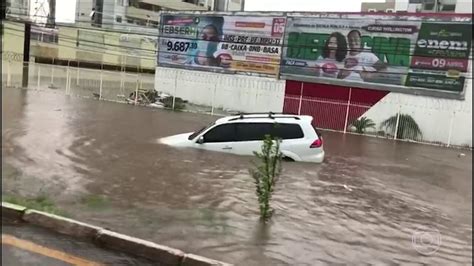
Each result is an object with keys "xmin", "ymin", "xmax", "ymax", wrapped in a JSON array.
[{"xmin": 159, "ymin": 113, "xmax": 325, "ymax": 163}]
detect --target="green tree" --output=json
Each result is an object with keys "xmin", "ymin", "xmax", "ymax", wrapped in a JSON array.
[
  {"xmin": 249, "ymin": 135, "xmax": 282, "ymax": 222},
  {"xmin": 351, "ymin": 116, "xmax": 376, "ymax": 134},
  {"xmin": 381, "ymin": 114, "xmax": 422, "ymax": 140}
]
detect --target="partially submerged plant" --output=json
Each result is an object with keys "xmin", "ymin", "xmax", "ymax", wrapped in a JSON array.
[
  {"xmin": 381, "ymin": 113, "xmax": 422, "ymax": 140},
  {"xmin": 351, "ymin": 116, "xmax": 376, "ymax": 134},
  {"xmin": 249, "ymin": 134, "xmax": 282, "ymax": 222}
]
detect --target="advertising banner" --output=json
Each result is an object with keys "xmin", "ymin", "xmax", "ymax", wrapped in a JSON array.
[
  {"xmin": 280, "ymin": 16, "xmax": 472, "ymax": 94},
  {"xmin": 158, "ymin": 14, "xmax": 286, "ymax": 76}
]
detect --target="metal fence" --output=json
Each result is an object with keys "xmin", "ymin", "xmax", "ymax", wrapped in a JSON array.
[
  {"xmin": 2, "ymin": 59, "xmax": 234, "ymax": 115},
  {"xmin": 3, "ymin": 60, "xmax": 154, "ymax": 103},
  {"xmin": 283, "ymin": 88, "xmax": 472, "ymax": 149}
]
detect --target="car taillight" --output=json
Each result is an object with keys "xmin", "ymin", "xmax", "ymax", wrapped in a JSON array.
[{"xmin": 310, "ymin": 138, "xmax": 322, "ymax": 148}]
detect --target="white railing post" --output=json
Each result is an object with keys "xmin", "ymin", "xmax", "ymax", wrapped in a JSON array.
[
  {"xmin": 211, "ymin": 79, "xmax": 217, "ymax": 115},
  {"xmin": 37, "ymin": 64, "xmax": 41, "ymax": 89},
  {"xmin": 50, "ymin": 63, "xmax": 54, "ymax": 86},
  {"xmin": 120, "ymin": 69, "xmax": 124, "ymax": 97},
  {"xmin": 99, "ymin": 68, "xmax": 104, "ymax": 100},
  {"xmin": 297, "ymin": 82, "xmax": 304, "ymax": 115},
  {"xmin": 394, "ymin": 105, "xmax": 401, "ymax": 140},
  {"xmin": 134, "ymin": 73, "xmax": 139, "ymax": 105},
  {"xmin": 343, "ymin": 87, "xmax": 352, "ymax": 134},
  {"xmin": 172, "ymin": 71, "xmax": 178, "ymax": 110},
  {"xmin": 76, "ymin": 62, "xmax": 80, "ymax": 86},
  {"xmin": 447, "ymin": 110, "xmax": 456, "ymax": 147},
  {"xmin": 66, "ymin": 61, "xmax": 70, "ymax": 94},
  {"xmin": 7, "ymin": 60, "xmax": 11, "ymax": 87}
]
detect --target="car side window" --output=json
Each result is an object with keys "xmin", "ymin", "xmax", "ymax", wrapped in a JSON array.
[
  {"xmin": 234, "ymin": 123, "xmax": 304, "ymax": 141},
  {"xmin": 235, "ymin": 123, "xmax": 273, "ymax": 141},
  {"xmin": 272, "ymin": 123, "xmax": 304, "ymax": 139},
  {"xmin": 203, "ymin": 124, "xmax": 236, "ymax": 143}
]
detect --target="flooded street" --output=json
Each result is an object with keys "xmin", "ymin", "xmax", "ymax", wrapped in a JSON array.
[{"xmin": 2, "ymin": 88, "xmax": 472, "ymax": 265}]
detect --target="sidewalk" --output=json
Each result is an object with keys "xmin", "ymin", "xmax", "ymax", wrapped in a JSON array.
[
  {"xmin": 3, "ymin": 219, "xmax": 155, "ymax": 266},
  {"xmin": 2, "ymin": 203, "xmax": 231, "ymax": 266}
]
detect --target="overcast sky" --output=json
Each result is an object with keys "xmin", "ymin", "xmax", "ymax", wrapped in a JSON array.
[{"xmin": 245, "ymin": 0, "xmax": 386, "ymax": 12}]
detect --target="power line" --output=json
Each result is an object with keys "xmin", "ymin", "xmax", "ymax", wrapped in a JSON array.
[
  {"xmin": 7, "ymin": 11, "xmax": 473, "ymax": 44},
  {"xmin": 4, "ymin": 20, "xmax": 473, "ymax": 78},
  {"xmin": 5, "ymin": 27, "xmax": 473, "ymax": 80},
  {"xmin": 4, "ymin": 30, "xmax": 158, "ymax": 61},
  {"xmin": 5, "ymin": 17, "xmax": 474, "ymax": 62},
  {"xmin": 4, "ymin": 24, "xmax": 474, "ymax": 78}
]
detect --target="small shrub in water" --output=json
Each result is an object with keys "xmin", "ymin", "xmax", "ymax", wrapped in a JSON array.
[{"xmin": 249, "ymin": 134, "xmax": 282, "ymax": 222}]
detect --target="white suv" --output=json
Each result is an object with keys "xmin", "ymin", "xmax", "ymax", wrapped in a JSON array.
[{"xmin": 159, "ymin": 113, "xmax": 325, "ymax": 163}]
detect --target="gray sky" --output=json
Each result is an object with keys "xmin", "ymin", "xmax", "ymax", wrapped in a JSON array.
[{"xmin": 245, "ymin": 0, "xmax": 386, "ymax": 12}]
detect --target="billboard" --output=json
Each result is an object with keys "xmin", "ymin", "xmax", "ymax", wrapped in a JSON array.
[
  {"xmin": 158, "ymin": 14, "xmax": 286, "ymax": 76},
  {"xmin": 280, "ymin": 16, "xmax": 472, "ymax": 95}
]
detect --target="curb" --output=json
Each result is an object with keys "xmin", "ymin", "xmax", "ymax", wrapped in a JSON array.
[{"xmin": 2, "ymin": 202, "xmax": 232, "ymax": 266}]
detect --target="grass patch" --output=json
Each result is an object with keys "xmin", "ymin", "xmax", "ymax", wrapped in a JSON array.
[
  {"xmin": 80, "ymin": 195, "xmax": 109, "ymax": 209},
  {"xmin": 2, "ymin": 194, "xmax": 68, "ymax": 217}
]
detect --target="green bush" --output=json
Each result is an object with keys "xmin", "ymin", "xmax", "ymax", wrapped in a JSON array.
[
  {"xmin": 161, "ymin": 97, "xmax": 186, "ymax": 110},
  {"xmin": 381, "ymin": 114, "xmax": 422, "ymax": 140},
  {"xmin": 351, "ymin": 116, "xmax": 376, "ymax": 134},
  {"xmin": 249, "ymin": 135, "xmax": 282, "ymax": 222}
]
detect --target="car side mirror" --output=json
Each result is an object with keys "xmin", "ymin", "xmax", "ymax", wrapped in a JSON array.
[{"xmin": 197, "ymin": 136, "xmax": 204, "ymax": 144}]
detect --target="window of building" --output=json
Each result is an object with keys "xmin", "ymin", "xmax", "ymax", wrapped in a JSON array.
[
  {"xmin": 368, "ymin": 8, "xmax": 377, "ymax": 12},
  {"xmin": 116, "ymin": 15, "xmax": 122, "ymax": 23},
  {"xmin": 31, "ymin": 27, "xmax": 59, "ymax": 43},
  {"xmin": 441, "ymin": 4, "xmax": 456, "ymax": 11},
  {"xmin": 423, "ymin": 3, "xmax": 435, "ymax": 10},
  {"xmin": 386, "ymin": 8, "xmax": 395, "ymax": 13},
  {"xmin": 117, "ymin": 0, "xmax": 129, "ymax": 5},
  {"xmin": 77, "ymin": 30, "xmax": 105, "ymax": 49}
]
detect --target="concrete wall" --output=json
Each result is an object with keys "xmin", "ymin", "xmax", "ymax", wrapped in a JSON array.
[
  {"xmin": 2, "ymin": 21, "xmax": 25, "ymax": 75},
  {"xmin": 154, "ymin": 67, "xmax": 285, "ymax": 113},
  {"xmin": 362, "ymin": 69, "xmax": 472, "ymax": 147},
  {"xmin": 455, "ymin": 0, "xmax": 472, "ymax": 13},
  {"xmin": 154, "ymin": 61, "xmax": 472, "ymax": 147}
]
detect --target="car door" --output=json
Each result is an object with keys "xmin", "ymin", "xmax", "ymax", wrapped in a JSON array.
[
  {"xmin": 194, "ymin": 123, "xmax": 237, "ymax": 153},
  {"xmin": 272, "ymin": 123, "xmax": 306, "ymax": 158}
]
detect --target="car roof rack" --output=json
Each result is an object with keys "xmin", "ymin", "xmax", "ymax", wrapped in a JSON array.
[{"xmin": 229, "ymin": 112, "xmax": 301, "ymax": 121}]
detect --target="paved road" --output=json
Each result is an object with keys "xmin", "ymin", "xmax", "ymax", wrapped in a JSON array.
[{"xmin": 2, "ymin": 219, "xmax": 155, "ymax": 266}]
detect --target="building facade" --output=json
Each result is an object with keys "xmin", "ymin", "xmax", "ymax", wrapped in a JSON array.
[{"xmin": 361, "ymin": 0, "xmax": 472, "ymax": 13}]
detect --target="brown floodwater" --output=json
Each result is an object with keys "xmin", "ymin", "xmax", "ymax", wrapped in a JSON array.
[{"xmin": 2, "ymin": 88, "xmax": 472, "ymax": 265}]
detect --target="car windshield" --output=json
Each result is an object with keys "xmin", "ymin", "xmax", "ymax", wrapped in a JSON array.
[{"xmin": 188, "ymin": 122, "xmax": 214, "ymax": 140}]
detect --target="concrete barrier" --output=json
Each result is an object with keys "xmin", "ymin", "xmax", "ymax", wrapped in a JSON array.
[
  {"xmin": 2, "ymin": 202, "xmax": 26, "ymax": 221},
  {"xmin": 95, "ymin": 229, "xmax": 185, "ymax": 265},
  {"xmin": 22, "ymin": 210, "xmax": 102, "ymax": 241},
  {"xmin": 1, "ymin": 201, "xmax": 232, "ymax": 266},
  {"xmin": 182, "ymin": 253, "xmax": 233, "ymax": 266}
]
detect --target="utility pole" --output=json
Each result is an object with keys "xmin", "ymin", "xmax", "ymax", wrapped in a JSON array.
[
  {"xmin": 22, "ymin": 22, "xmax": 31, "ymax": 88},
  {"xmin": 1, "ymin": 0, "xmax": 6, "ymax": 20},
  {"xmin": 46, "ymin": 0, "xmax": 56, "ymax": 28}
]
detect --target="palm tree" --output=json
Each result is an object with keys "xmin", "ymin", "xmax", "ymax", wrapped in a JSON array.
[
  {"xmin": 351, "ymin": 116, "xmax": 376, "ymax": 134},
  {"xmin": 381, "ymin": 114, "xmax": 422, "ymax": 140}
]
